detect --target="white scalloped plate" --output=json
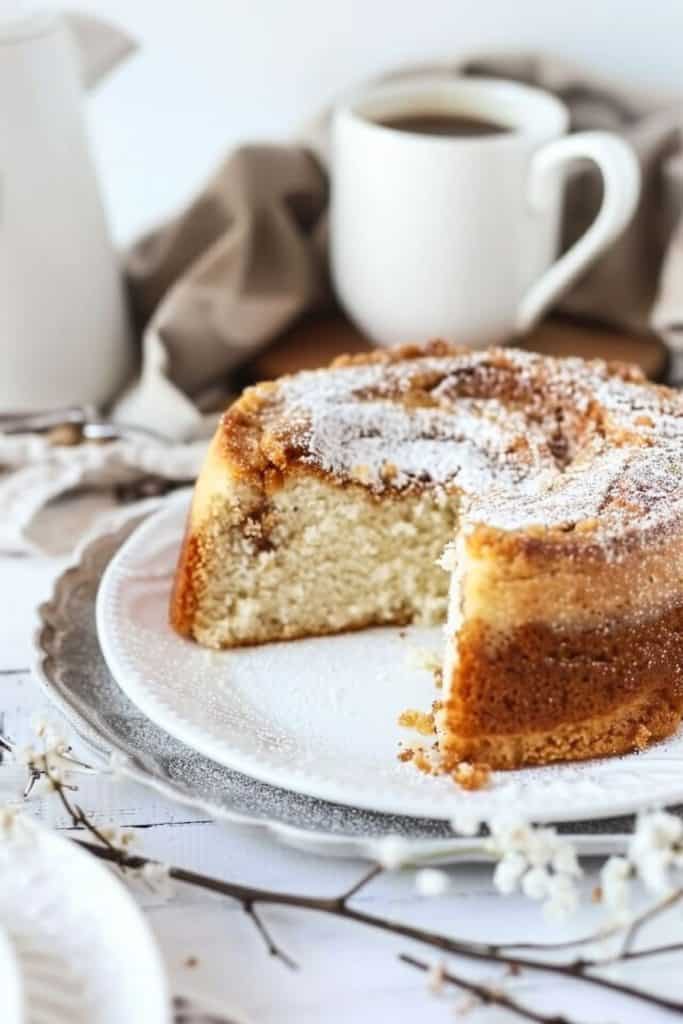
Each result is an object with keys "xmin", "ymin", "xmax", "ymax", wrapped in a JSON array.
[
  {"xmin": 0, "ymin": 816, "xmax": 169, "ymax": 1024},
  {"xmin": 96, "ymin": 494, "xmax": 683, "ymax": 823}
]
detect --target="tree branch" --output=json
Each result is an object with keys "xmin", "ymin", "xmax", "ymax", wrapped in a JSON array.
[
  {"xmin": 71, "ymin": 838, "xmax": 683, "ymax": 1015},
  {"xmin": 400, "ymin": 953, "xmax": 578, "ymax": 1024},
  {"xmin": 243, "ymin": 902, "xmax": 299, "ymax": 970},
  {"xmin": 619, "ymin": 888, "xmax": 683, "ymax": 957},
  {"xmin": 336, "ymin": 864, "xmax": 383, "ymax": 905},
  {"xmin": 42, "ymin": 769, "xmax": 683, "ymax": 1019}
]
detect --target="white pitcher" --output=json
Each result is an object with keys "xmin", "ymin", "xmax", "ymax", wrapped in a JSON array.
[{"xmin": 0, "ymin": 10, "xmax": 134, "ymax": 411}]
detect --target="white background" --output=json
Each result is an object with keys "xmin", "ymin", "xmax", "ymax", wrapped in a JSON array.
[{"xmin": 38, "ymin": 0, "xmax": 683, "ymax": 245}]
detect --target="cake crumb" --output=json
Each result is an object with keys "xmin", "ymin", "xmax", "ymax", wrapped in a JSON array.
[
  {"xmin": 398, "ymin": 708, "xmax": 436, "ymax": 735},
  {"xmin": 413, "ymin": 746, "xmax": 440, "ymax": 774},
  {"xmin": 398, "ymin": 747, "xmax": 414, "ymax": 763},
  {"xmin": 433, "ymin": 667, "xmax": 443, "ymax": 689},
  {"xmin": 452, "ymin": 761, "xmax": 491, "ymax": 791},
  {"xmin": 184, "ymin": 956, "xmax": 199, "ymax": 968}
]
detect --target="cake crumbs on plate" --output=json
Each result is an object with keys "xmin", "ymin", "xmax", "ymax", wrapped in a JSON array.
[
  {"xmin": 413, "ymin": 746, "xmax": 441, "ymax": 774},
  {"xmin": 452, "ymin": 761, "xmax": 491, "ymax": 791},
  {"xmin": 397, "ymin": 743, "xmax": 441, "ymax": 774},
  {"xmin": 398, "ymin": 708, "xmax": 436, "ymax": 735}
]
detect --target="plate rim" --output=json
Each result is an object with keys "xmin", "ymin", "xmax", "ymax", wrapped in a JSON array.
[{"xmin": 94, "ymin": 496, "xmax": 683, "ymax": 827}]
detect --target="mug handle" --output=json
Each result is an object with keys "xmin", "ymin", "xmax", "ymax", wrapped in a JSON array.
[{"xmin": 514, "ymin": 131, "xmax": 641, "ymax": 335}]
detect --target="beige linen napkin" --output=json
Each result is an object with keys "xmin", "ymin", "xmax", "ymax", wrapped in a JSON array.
[{"xmin": 4, "ymin": 48, "xmax": 683, "ymax": 553}]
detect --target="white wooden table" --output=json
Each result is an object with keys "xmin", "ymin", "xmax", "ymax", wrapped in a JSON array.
[{"xmin": 0, "ymin": 527, "xmax": 680, "ymax": 1023}]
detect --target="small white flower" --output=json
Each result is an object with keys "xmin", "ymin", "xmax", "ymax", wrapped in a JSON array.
[
  {"xmin": 602, "ymin": 855, "xmax": 631, "ymax": 881},
  {"xmin": 486, "ymin": 815, "xmax": 583, "ymax": 919},
  {"xmin": 415, "ymin": 868, "xmax": 450, "ymax": 897},
  {"xmin": 524, "ymin": 827, "xmax": 559, "ymax": 868},
  {"xmin": 449, "ymin": 812, "xmax": 480, "ymax": 837},
  {"xmin": 140, "ymin": 861, "xmax": 175, "ymax": 900},
  {"xmin": 521, "ymin": 866, "xmax": 551, "ymax": 901},
  {"xmin": 376, "ymin": 835, "xmax": 411, "ymax": 870},
  {"xmin": 487, "ymin": 814, "xmax": 533, "ymax": 856},
  {"xmin": 601, "ymin": 856, "xmax": 632, "ymax": 913},
  {"xmin": 626, "ymin": 810, "xmax": 683, "ymax": 894},
  {"xmin": 100, "ymin": 826, "xmax": 136, "ymax": 850},
  {"xmin": 544, "ymin": 873, "xmax": 580, "ymax": 921},
  {"xmin": 493, "ymin": 851, "xmax": 528, "ymax": 894},
  {"xmin": 630, "ymin": 811, "xmax": 682, "ymax": 860},
  {"xmin": 634, "ymin": 811, "xmax": 683, "ymax": 850},
  {"xmin": 552, "ymin": 842, "xmax": 583, "ymax": 879},
  {"xmin": 638, "ymin": 849, "xmax": 673, "ymax": 894}
]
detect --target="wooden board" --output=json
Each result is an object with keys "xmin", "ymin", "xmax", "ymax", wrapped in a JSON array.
[{"xmin": 246, "ymin": 313, "xmax": 669, "ymax": 382}]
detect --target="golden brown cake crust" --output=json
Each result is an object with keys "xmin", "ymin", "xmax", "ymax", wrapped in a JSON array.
[{"xmin": 169, "ymin": 530, "xmax": 200, "ymax": 638}]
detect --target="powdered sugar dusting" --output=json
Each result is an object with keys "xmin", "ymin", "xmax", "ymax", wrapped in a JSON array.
[{"xmin": 274, "ymin": 347, "xmax": 683, "ymax": 547}]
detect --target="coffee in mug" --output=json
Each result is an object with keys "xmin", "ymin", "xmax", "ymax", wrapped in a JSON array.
[{"xmin": 375, "ymin": 111, "xmax": 510, "ymax": 137}]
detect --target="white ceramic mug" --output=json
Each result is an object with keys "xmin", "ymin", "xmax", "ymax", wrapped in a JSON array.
[{"xmin": 330, "ymin": 77, "xmax": 641, "ymax": 348}]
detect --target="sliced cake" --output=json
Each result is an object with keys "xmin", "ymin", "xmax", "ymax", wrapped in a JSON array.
[{"xmin": 171, "ymin": 342, "xmax": 683, "ymax": 769}]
